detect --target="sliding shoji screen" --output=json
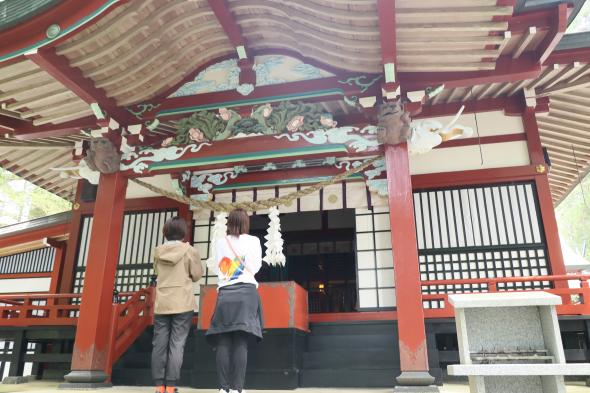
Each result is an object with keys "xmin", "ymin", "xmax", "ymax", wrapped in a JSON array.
[
  {"xmin": 0, "ymin": 247, "xmax": 55, "ymax": 274},
  {"xmin": 355, "ymin": 207, "xmax": 395, "ymax": 310},
  {"xmin": 414, "ymin": 181, "xmax": 550, "ymax": 308},
  {"xmin": 354, "ymin": 181, "xmax": 549, "ymax": 311},
  {"xmin": 74, "ymin": 209, "xmax": 178, "ymax": 298}
]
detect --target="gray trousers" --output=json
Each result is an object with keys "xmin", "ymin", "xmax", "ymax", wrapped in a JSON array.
[
  {"xmin": 151, "ymin": 311, "xmax": 193, "ymax": 386},
  {"xmin": 216, "ymin": 331, "xmax": 249, "ymax": 391}
]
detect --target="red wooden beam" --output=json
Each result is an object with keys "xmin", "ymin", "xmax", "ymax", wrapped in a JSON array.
[
  {"xmin": 78, "ymin": 196, "xmax": 185, "ymax": 214},
  {"xmin": 411, "ymin": 165, "xmax": 539, "ymax": 189},
  {"xmin": 202, "ymin": 166, "xmax": 352, "ymax": 194},
  {"xmin": 377, "ymin": 0, "xmax": 398, "ymax": 96},
  {"xmin": 13, "ymin": 116, "xmax": 102, "ymax": 140},
  {"xmin": 0, "ymin": 115, "xmax": 28, "ymax": 132},
  {"xmin": 508, "ymin": 5, "xmax": 558, "ymax": 34},
  {"xmin": 377, "ymin": 0, "xmax": 396, "ymax": 64},
  {"xmin": 415, "ymin": 96, "xmax": 525, "ymax": 119},
  {"xmin": 146, "ymin": 75, "xmax": 382, "ymax": 120},
  {"xmin": 59, "ymin": 182, "xmax": 84, "ymax": 295},
  {"xmin": 0, "ymin": 0, "xmax": 129, "ymax": 63},
  {"xmin": 208, "ymin": 0, "xmax": 245, "ymax": 48},
  {"xmin": 522, "ymin": 107, "xmax": 545, "ymax": 166},
  {"xmin": 0, "ymin": 223, "xmax": 69, "ymax": 249},
  {"xmin": 534, "ymin": 3, "xmax": 568, "ymax": 64},
  {"xmin": 545, "ymin": 46, "xmax": 590, "ymax": 65},
  {"xmin": 27, "ymin": 48, "xmax": 131, "ymax": 124},
  {"xmin": 399, "ymin": 54, "xmax": 542, "ymax": 91},
  {"xmin": 206, "ymin": 0, "xmax": 255, "ymax": 85}
]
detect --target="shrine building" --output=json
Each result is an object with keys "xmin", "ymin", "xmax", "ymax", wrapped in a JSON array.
[{"xmin": 1, "ymin": 0, "xmax": 590, "ymax": 391}]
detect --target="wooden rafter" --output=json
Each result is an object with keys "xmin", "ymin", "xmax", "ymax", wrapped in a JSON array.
[
  {"xmin": 12, "ymin": 116, "xmax": 103, "ymax": 140},
  {"xmin": 0, "ymin": 0, "xmax": 130, "ymax": 63},
  {"xmin": 399, "ymin": 55, "xmax": 541, "ymax": 91},
  {"xmin": 535, "ymin": 3, "xmax": 568, "ymax": 64},
  {"xmin": 26, "ymin": 48, "xmax": 130, "ymax": 124},
  {"xmin": 142, "ymin": 75, "xmax": 382, "ymax": 120},
  {"xmin": 377, "ymin": 0, "xmax": 397, "ymax": 95},
  {"xmin": 512, "ymin": 27, "xmax": 536, "ymax": 59},
  {"xmin": 207, "ymin": 0, "xmax": 254, "ymax": 85},
  {"xmin": 540, "ymin": 74, "xmax": 590, "ymax": 96}
]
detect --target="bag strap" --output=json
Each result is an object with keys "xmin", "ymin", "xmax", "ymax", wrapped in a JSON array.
[
  {"xmin": 225, "ymin": 236, "xmax": 253, "ymax": 275},
  {"xmin": 225, "ymin": 236, "xmax": 242, "ymax": 260}
]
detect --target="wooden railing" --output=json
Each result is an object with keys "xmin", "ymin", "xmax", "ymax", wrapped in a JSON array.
[
  {"xmin": 0, "ymin": 287, "xmax": 155, "ymax": 375},
  {"xmin": 106, "ymin": 287, "xmax": 155, "ymax": 373},
  {"xmin": 0, "ymin": 293, "xmax": 81, "ymax": 326},
  {"xmin": 422, "ymin": 274, "xmax": 590, "ymax": 319}
]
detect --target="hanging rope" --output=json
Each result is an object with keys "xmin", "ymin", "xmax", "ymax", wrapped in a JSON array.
[{"xmin": 130, "ymin": 155, "xmax": 383, "ymax": 212}]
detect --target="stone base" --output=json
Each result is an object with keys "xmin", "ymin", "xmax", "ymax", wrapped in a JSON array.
[
  {"xmin": 396, "ymin": 371, "xmax": 436, "ymax": 386},
  {"xmin": 63, "ymin": 370, "xmax": 109, "ymax": 383},
  {"xmin": 58, "ymin": 382, "xmax": 113, "ymax": 390},
  {"xmin": 2, "ymin": 375, "xmax": 36, "ymax": 384},
  {"xmin": 393, "ymin": 386, "xmax": 440, "ymax": 393}
]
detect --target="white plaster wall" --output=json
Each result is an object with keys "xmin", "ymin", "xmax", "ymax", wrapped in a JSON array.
[
  {"xmin": 421, "ymin": 110, "xmax": 524, "ymax": 137},
  {"xmin": 410, "ymin": 141, "xmax": 530, "ymax": 175},
  {"xmin": 125, "ymin": 174, "xmax": 175, "ymax": 199},
  {"xmin": 0, "ymin": 277, "xmax": 51, "ymax": 294}
]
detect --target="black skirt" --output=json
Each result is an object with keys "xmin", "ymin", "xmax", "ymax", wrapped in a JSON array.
[{"xmin": 206, "ymin": 283, "xmax": 263, "ymax": 345}]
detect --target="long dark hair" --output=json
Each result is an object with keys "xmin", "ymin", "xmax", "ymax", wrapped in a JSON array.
[{"xmin": 227, "ymin": 209, "xmax": 249, "ymax": 237}]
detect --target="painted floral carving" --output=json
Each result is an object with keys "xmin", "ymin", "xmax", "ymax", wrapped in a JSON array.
[
  {"xmin": 188, "ymin": 128, "xmax": 205, "ymax": 142},
  {"xmin": 172, "ymin": 101, "xmax": 330, "ymax": 145},
  {"xmin": 262, "ymin": 103, "xmax": 272, "ymax": 118},
  {"xmin": 219, "ymin": 108, "xmax": 231, "ymax": 121},
  {"xmin": 320, "ymin": 114, "xmax": 337, "ymax": 128},
  {"xmin": 286, "ymin": 115, "xmax": 305, "ymax": 132},
  {"xmin": 161, "ymin": 137, "xmax": 173, "ymax": 147}
]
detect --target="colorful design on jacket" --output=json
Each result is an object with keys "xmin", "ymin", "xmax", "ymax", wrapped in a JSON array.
[{"xmin": 219, "ymin": 255, "xmax": 245, "ymax": 280}]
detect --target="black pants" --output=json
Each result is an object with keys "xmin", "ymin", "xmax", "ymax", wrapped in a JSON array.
[
  {"xmin": 216, "ymin": 331, "xmax": 249, "ymax": 391},
  {"xmin": 151, "ymin": 311, "xmax": 193, "ymax": 386}
]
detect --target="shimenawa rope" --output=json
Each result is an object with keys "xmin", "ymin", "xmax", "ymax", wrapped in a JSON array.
[{"xmin": 130, "ymin": 155, "xmax": 382, "ymax": 212}]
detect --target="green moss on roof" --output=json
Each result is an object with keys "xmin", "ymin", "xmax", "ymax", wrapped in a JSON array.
[{"xmin": 0, "ymin": 0, "xmax": 61, "ymax": 32}]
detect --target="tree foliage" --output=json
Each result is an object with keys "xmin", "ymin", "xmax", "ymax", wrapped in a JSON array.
[
  {"xmin": 0, "ymin": 168, "xmax": 71, "ymax": 227},
  {"xmin": 556, "ymin": 173, "xmax": 590, "ymax": 259}
]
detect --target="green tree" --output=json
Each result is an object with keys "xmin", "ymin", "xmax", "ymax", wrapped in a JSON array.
[
  {"xmin": 556, "ymin": 173, "xmax": 590, "ymax": 259},
  {"xmin": 0, "ymin": 167, "xmax": 71, "ymax": 227}
]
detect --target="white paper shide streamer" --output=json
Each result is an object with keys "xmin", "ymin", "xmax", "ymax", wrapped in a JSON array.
[
  {"xmin": 263, "ymin": 206, "xmax": 286, "ymax": 266},
  {"xmin": 206, "ymin": 211, "xmax": 228, "ymax": 270}
]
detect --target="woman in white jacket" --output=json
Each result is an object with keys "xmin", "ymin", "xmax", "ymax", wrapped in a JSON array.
[{"xmin": 206, "ymin": 209, "xmax": 263, "ymax": 393}]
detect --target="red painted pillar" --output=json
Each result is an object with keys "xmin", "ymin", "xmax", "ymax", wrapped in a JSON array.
[
  {"xmin": 48, "ymin": 241, "xmax": 66, "ymax": 294},
  {"xmin": 535, "ymin": 175, "xmax": 567, "ymax": 279},
  {"xmin": 62, "ymin": 172, "xmax": 127, "ymax": 386},
  {"xmin": 385, "ymin": 143, "xmax": 435, "ymax": 388},
  {"xmin": 523, "ymin": 108, "xmax": 568, "ymax": 283}
]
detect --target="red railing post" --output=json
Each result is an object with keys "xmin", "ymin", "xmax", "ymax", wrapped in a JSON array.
[
  {"xmin": 106, "ymin": 303, "xmax": 120, "ymax": 380},
  {"xmin": 488, "ymin": 281, "xmax": 498, "ymax": 293}
]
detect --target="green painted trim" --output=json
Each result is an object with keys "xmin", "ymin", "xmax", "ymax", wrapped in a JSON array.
[
  {"xmin": 157, "ymin": 89, "xmax": 344, "ymax": 117},
  {"xmin": 384, "ymin": 63, "xmax": 396, "ymax": 83},
  {"xmin": 148, "ymin": 144, "xmax": 348, "ymax": 171},
  {"xmin": 214, "ymin": 174, "xmax": 363, "ymax": 191},
  {"xmin": 236, "ymin": 45, "xmax": 247, "ymax": 59},
  {"xmin": 0, "ymin": 0, "xmax": 121, "ymax": 63}
]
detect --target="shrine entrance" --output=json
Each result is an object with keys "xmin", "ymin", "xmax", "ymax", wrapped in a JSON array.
[{"xmin": 251, "ymin": 209, "xmax": 357, "ymax": 313}]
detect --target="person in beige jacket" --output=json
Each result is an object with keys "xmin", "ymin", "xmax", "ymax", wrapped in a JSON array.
[{"xmin": 151, "ymin": 216, "xmax": 203, "ymax": 393}]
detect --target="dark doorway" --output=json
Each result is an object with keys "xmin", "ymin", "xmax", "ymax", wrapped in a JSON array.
[{"xmin": 251, "ymin": 209, "xmax": 357, "ymax": 313}]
